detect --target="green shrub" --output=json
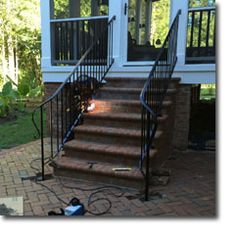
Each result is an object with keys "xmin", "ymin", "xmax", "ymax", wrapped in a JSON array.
[
  {"xmin": 0, "ymin": 82, "xmax": 20, "ymax": 117},
  {"xmin": 18, "ymin": 75, "xmax": 43, "ymax": 98}
]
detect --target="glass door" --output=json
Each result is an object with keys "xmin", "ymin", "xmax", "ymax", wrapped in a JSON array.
[{"xmin": 126, "ymin": 0, "xmax": 171, "ymax": 62}]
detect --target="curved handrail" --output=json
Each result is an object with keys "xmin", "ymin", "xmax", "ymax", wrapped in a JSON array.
[
  {"xmin": 140, "ymin": 10, "xmax": 181, "ymax": 116},
  {"xmin": 139, "ymin": 10, "xmax": 181, "ymax": 201},
  {"xmin": 32, "ymin": 16, "xmax": 116, "ymax": 180},
  {"xmin": 32, "ymin": 15, "xmax": 116, "ymax": 137},
  {"xmin": 34, "ymin": 15, "xmax": 116, "ymax": 112}
]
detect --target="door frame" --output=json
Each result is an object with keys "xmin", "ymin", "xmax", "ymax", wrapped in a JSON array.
[{"xmin": 120, "ymin": 0, "xmax": 154, "ymax": 66}]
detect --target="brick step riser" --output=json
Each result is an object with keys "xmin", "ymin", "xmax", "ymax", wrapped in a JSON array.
[
  {"xmin": 83, "ymin": 118, "xmax": 166, "ymax": 130},
  {"xmin": 74, "ymin": 132, "xmax": 143, "ymax": 146},
  {"xmin": 93, "ymin": 103, "xmax": 172, "ymax": 114},
  {"xmin": 54, "ymin": 167, "xmax": 144, "ymax": 189},
  {"xmin": 105, "ymin": 80, "xmax": 178, "ymax": 90},
  {"xmin": 63, "ymin": 148, "xmax": 141, "ymax": 166},
  {"xmin": 95, "ymin": 91, "xmax": 173, "ymax": 101}
]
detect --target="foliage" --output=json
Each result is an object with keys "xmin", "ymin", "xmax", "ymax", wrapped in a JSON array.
[
  {"xmin": 0, "ymin": 81, "xmax": 21, "ymax": 117},
  {"xmin": 53, "ymin": 0, "xmax": 109, "ymax": 18},
  {"xmin": 0, "ymin": 79, "xmax": 43, "ymax": 119},
  {"xmin": 18, "ymin": 77, "xmax": 43, "ymax": 98},
  {"xmin": 0, "ymin": 0, "xmax": 41, "ymax": 93},
  {"xmin": 53, "ymin": 0, "xmax": 70, "ymax": 19},
  {"xmin": 150, "ymin": 0, "xmax": 170, "ymax": 47},
  {"xmin": 189, "ymin": 0, "xmax": 215, "ymax": 8},
  {"xmin": 200, "ymin": 84, "xmax": 216, "ymax": 100}
]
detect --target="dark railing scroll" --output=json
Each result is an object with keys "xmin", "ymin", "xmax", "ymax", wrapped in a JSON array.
[
  {"xmin": 32, "ymin": 16, "xmax": 116, "ymax": 180},
  {"xmin": 140, "ymin": 10, "xmax": 181, "ymax": 201}
]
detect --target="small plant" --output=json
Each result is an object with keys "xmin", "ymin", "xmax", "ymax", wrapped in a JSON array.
[
  {"xmin": 0, "ymin": 82, "xmax": 21, "ymax": 118},
  {"xmin": 18, "ymin": 76, "xmax": 43, "ymax": 98}
]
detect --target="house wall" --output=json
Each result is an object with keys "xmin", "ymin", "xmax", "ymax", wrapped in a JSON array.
[
  {"xmin": 40, "ymin": 0, "xmax": 214, "ymax": 150},
  {"xmin": 40, "ymin": 0, "xmax": 216, "ymax": 85}
]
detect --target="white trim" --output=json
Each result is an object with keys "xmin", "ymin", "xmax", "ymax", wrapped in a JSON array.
[
  {"xmin": 41, "ymin": 63, "xmax": 216, "ymax": 84},
  {"xmin": 50, "ymin": 15, "xmax": 109, "ymax": 23},
  {"xmin": 188, "ymin": 6, "xmax": 216, "ymax": 11},
  {"xmin": 41, "ymin": 0, "xmax": 52, "ymax": 69},
  {"xmin": 122, "ymin": 61, "xmax": 155, "ymax": 67}
]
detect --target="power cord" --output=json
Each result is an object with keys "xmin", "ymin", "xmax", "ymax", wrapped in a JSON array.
[
  {"xmin": 28, "ymin": 157, "xmax": 126, "ymax": 216},
  {"xmin": 31, "ymin": 178, "xmax": 125, "ymax": 216},
  {"xmin": 59, "ymin": 179, "xmax": 125, "ymax": 215}
]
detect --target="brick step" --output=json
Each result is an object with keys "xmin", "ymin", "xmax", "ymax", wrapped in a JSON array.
[
  {"xmin": 83, "ymin": 112, "xmax": 168, "ymax": 129},
  {"xmin": 96, "ymin": 87, "xmax": 177, "ymax": 100},
  {"xmin": 54, "ymin": 156, "xmax": 145, "ymax": 189},
  {"xmin": 105, "ymin": 77, "xmax": 180, "ymax": 89},
  {"xmin": 63, "ymin": 140, "xmax": 158, "ymax": 166},
  {"xmin": 91, "ymin": 99, "xmax": 173, "ymax": 114},
  {"xmin": 74, "ymin": 125, "xmax": 163, "ymax": 146}
]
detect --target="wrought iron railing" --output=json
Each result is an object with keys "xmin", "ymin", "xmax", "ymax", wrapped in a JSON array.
[
  {"xmin": 32, "ymin": 16, "xmax": 116, "ymax": 180},
  {"xmin": 186, "ymin": 6, "xmax": 216, "ymax": 64},
  {"xmin": 51, "ymin": 16, "xmax": 109, "ymax": 65},
  {"xmin": 140, "ymin": 10, "xmax": 181, "ymax": 201}
]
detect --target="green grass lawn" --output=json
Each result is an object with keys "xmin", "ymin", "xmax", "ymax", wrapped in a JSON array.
[
  {"xmin": 200, "ymin": 84, "xmax": 216, "ymax": 100},
  {"xmin": 0, "ymin": 109, "xmax": 45, "ymax": 149}
]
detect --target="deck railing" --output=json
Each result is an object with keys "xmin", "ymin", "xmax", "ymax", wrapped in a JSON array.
[
  {"xmin": 51, "ymin": 16, "xmax": 109, "ymax": 65},
  {"xmin": 186, "ymin": 6, "xmax": 216, "ymax": 64}
]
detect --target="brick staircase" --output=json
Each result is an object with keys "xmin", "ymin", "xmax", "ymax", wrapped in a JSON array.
[{"xmin": 54, "ymin": 77, "xmax": 180, "ymax": 189}]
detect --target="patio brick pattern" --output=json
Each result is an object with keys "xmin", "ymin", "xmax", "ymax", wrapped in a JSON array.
[{"xmin": 0, "ymin": 140, "xmax": 216, "ymax": 217}]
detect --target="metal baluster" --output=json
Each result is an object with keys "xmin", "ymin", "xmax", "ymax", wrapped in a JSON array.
[
  {"xmin": 206, "ymin": 10, "xmax": 211, "ymax": 50},
  {"xmin": 40, "ymin": 106, "xmax": 45, "ymax": 181},
  {"xmin": 56, "ymin": 95, "xmax": 59, "ymax": 152},
  {"xmin": 198, "ymin": 11, "xmax": 203, "ymax": 50},
  {"xmin": 190, "ymin": 11, "xmax": 195, "ymax": 48},
  {"xmin": 145, "ymin": 112, "xmax": 150, "ymax": 201},
  {"xmin": 61, "ymin": 91, "xmax": 64, "ymax": 144},
  {"xmin": 50, "ymin": 101, "xmax": 53, "ymax": 159}
]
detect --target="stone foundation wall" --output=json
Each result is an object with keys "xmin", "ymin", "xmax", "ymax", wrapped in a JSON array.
[{"xmin": 172, "ymin": 84, "xmax": 191, "ymax": 150}]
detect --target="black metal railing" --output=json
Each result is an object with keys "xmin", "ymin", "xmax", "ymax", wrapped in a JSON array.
[
  {"xmin": 32, "ymin": 16, "xmax": 116, "ymax": 180},
  {"xmin": 186, "ymin": 6, "xmax": 216, "ymax": 64},
  {"xmin": 51, "ymin": 16, "xmax": 109, "ymax": 65},
  {"xmin": 140, "ymin": 10, "xmax": 181, "ymax": 201}
]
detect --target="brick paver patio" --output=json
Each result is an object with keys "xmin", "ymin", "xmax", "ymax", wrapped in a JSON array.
[{"xmin": 0, "ymin": 140, "xmax": 216, "ymax": 217}]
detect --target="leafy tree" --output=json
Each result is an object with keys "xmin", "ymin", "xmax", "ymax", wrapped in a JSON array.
[
  {"xmin": 53, "ymin": 0, "xmax": 70, "ymax": 18},
  {"xmin": 0, "ymin": 0, "xmax": 41, "ymax": 91}
]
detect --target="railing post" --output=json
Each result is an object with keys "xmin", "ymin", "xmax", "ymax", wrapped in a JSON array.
[
  {"xmin": 41, "ymin": 0, "xmax": 52, "ymax": 68},
  {"xmin": 40, "ymin": 106, "xmax": 45, "ymax": 181},
  {"xmin": 170, "ymin": 0, "xmax": 187, "ymax": 66}
]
